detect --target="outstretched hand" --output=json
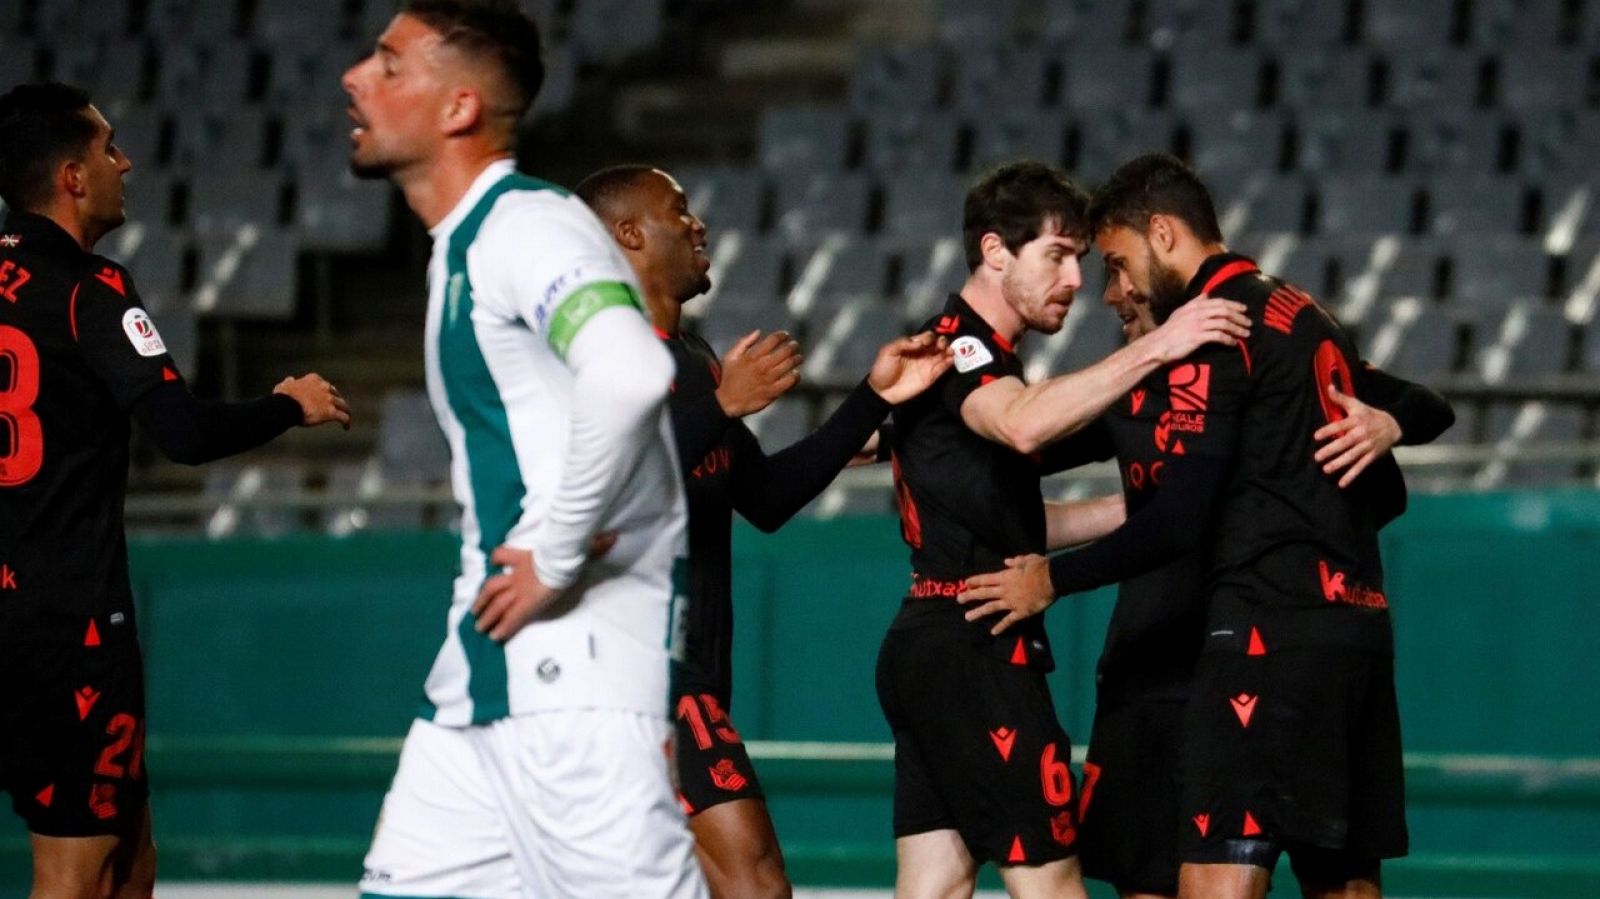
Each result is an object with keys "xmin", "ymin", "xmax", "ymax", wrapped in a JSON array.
[
  {"xmin": 716, "ymin": 330, "xmax": 802, "ymax": 418},
  {"xmin": 1314, "ymin": 384, "xmax": 1402, "ymax": 488},
  {"xmin": 274, "ymin": 373, "xmax": 351, "ymax": 430},
  {"xmin": 867, "ymin": 332, "xmax": 953, "ymax": 405},
  {"xmin": 1141, "ymin": 297, "xmax": 1252, "ymax": 364},
  {"xmin": 956, "ymin": 554, "xmax": 1056, "ymax": 635}
]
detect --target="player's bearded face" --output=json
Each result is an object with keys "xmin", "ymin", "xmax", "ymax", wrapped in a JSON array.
[
  {"xmin": 1146, "ymin": 248, "xmax": 1191, "ymax": 324},
  {"xmin": 343, "ymin": 16, "xmax": 448, "ymax": 179},
  {"xmin": 1001, "ymin": 223, "xmax": 1084, "ymax": 335}
]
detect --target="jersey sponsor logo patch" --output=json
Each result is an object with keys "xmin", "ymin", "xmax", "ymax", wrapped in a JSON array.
[
  {"xmin": 989, "ymin": 726, "xmax": 1016, "ymax": 761},
  {"xmin": 950, "ymin": 335, "xmax": 994, "ymax": 373},
  {"xmin": 1168, "ymin": 363, "xmax": 1211, "ymax": 412},
  {"xmin": 708, "ymin": 759, "xmax": 748, "ymax": 792},
  {"xmin": 121, "ymin": 308, "xmax": 167, "ymax": 357}
]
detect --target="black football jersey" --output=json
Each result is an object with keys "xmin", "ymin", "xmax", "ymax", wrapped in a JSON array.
[{"xmin": 0, "ymin": 211, "xmax": 179, "ymax": 644}]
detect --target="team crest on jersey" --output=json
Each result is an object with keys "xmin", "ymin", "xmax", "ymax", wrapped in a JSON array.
[
  {"xmin": 121, "ymin": 308, "xmax": 167, "ymax": 357},
  {"xmin": 950, "ymin": 335, "xmax": 994, "ymax": 373}
]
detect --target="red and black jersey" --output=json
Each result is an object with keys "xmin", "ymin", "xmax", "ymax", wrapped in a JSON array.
[
  {"xmin": 887, "ymin": 294, "xmax": 1061, "ymax": 662},
  {"xmin": 0, "ymin": 211, "xmax": 177, "ymax": 645},
  {"xmin": 1098, "ymin": 376, "xmax": 1207, "ymax": 697},
  {"xmin": 1050, "ymin": 253, "xmax": 1423, "ymax": 653},
  {"xmin": 663, "ymin": 328, "xmax": 889, "ymax": 704}
]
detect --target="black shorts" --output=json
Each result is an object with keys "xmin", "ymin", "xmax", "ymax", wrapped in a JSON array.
[
  {"xmin": 1179, "ymin": 643, "xmax": 1408, "ymax": 865},
  {"xmin": 876, "ymin": 621, "xmax": 1079, "ymax": 866},
  {"xmin": 1, "ymin": 632, "xmax": 150, "ymax": 837},
  {"xmin": 672, "ymin": 689, "xmax": 765, "ymax": 815},
  {"xmin": 1078, "ymin": 688, "xmax": 1187, "ymax": 895}
]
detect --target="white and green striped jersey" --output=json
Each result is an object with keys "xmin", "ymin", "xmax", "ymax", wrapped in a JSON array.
[{"xmin": 419, "ymin": 159, "xmax": 687, "ymax": 726}]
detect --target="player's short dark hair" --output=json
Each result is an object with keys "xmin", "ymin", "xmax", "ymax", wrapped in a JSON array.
[
  {"xmin": 1089, "ymin": 152, "xmax": 1223, "ymax": 244},
  {"xmin": 574, "ymin": 164, "xmax": 660, "ymax": 224},
  {"xmin": 963, "ymin": 161, "xmax": 1090, "ymax": 271},
  {"xmin": 0, "ymin": 82, "xmax": 99, "ymax": 213},
  {"xmin": 403, "ymin": 0, "xmax": 544, "ymax": 121}
]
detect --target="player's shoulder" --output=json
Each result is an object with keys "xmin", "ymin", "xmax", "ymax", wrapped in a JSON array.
[
  {"xmin": 76, "ymin": 254, "xmax": 140, "ymax": 303},
  {"xmin": 480, "ymin": 177, "xmax": 601, "ymax": 238}
]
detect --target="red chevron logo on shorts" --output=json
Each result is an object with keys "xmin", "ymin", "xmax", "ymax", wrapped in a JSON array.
[
  {"xmin": 989, "ymin": 726, "xmax": 1016, "ymax": 762},
  {"xmin": 1231, "ymin": 693, "xmax": 1258, "ymax": 728},
  {"xmin": 35, "ymin": 784, "xmax": 54, "ymax": 807},
  {"xmin": 1131, "ymin": 389, "xmax": 1147, "ymax": 415},
  {"xmin": 1007, "ymin": 835, "xmax": 1026, "ymax": 862},
  {"xmin": 1247, "ymin": 626, "xmax": 1267, "ymax": 656},
  {"xmin": 1193, "ymin": 813, "xmax": 1210, "ymax": 837},
  {"xmin": 75, "ymin": 686, "xmax": 101, "ymax": 721}
]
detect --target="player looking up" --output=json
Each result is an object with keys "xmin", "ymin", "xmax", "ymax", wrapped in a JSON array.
[{"xmin": 342, "ymin": 3, "xmax": 705, "ymax": 897}]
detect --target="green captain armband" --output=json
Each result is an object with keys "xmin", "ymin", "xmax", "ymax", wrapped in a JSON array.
[{"xmin": 546, "ymin": 281, "xmax": 644, "ymax": 359}]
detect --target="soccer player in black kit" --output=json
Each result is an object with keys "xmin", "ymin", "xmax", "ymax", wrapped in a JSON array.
[
  {"xmin": 0, "ymin": 83, "xmax": 350, "ymax": 899},
  {"xmin": 960, "ymin": 154, "xmax": 1454, "ymax": 899},
  {"xmin": 1067, "ymin": 267, "xmax": 1453, "ymax": 899},
  {"xmin": 878, "ymin": 161, "xmax": 1252, "ymax": 899},
  {"xmin": 576, "ymin": 164, "xmax": 953, "ymax": 899}
]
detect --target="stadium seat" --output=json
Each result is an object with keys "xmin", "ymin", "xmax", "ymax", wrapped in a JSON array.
[
  {"xmin": 758, "ymin": 106, "xmax": 853, "ymax": 173},
  {"xmin": 1448, "ymin": 236, "xmax": 1552, "ymax": 307},
  {"xmin": 893, "ymin": 236, "xmax": 968, "ymax": 325},
  {"xmin": 1476, "ymin": 303, "xmax": 1574, "ymax": 379},
  {"xmin": 1408, "ymin": 112, "xmax": 1508, "ymax": 175},
  {"xmin": 864, "ymin": 109, "xmax": 962, "ymax": 174},
  {"xmin": 675, "ymin": 166, "xmax": 767, "ymax": 235},
  {"xmin": 375, "ymin": 390, "xmax": 449, "ymax": 481},
  {"xmin": 1298, "ymin": 110, "xmax": 1405, "ymax": 173},
  {"xmin": 1256, "ymin": 0, "xmax": 1358, "ymax": 47},
  {"xmin": 702, "ymin": 233, "xmax": 787, "ymax": 310},
  {"xmin": 203, "ymin": 464, "xmax": 306, "ymax": 538},
  {"xmin": 971, "ymin": 112, "xmax": 1070, "ymax": 172},
  {"xmin": 1232, "ymin": 175, "xmax": 1315, "ymax": 235},
  {"xmin": 1072, "ymin": 108, "xmax": 1179, "ymax": 183},
  {"xmin": 1362, "ymin": 0, "xmax": 1461, "ymax": 50},
  {"xmin": 1188, "ymin": 109, "xmax": 1286, "ymax": 179},
  {"xmin": 1390, "ymin": 50, "xmax": 1490, "ymax": 111},
  {"xmin": 849, "ymin": 43, "xmax": 943, "ymax": 112},
  {"xmin": 292, "ymin": 155, "xmax": 392, "ymax": 253},
  {"xmin": 935, "ymin": 0, "xmax": 1018, "ymax": 45},
  {"xmin": 190, "ymin": 168, "xmax": 287, "ymax": 234},
  {"xmin": 1167, "ymin": 45, "xmax": 1267, "ymax": 111},
  {"xmin": 952, "ymin": 42, "xmax": 1049, "ymax": 112},
  {"xmin": 1317, "ymin": 175, "xmax": 1425, "ymax": 235},
  {"xmin": 1376, "ymin": 303, "xmax": 1466, "ymax": 380},
  {"xmin": 192, "ymin": 226, "xmax": 298, "ymax": 319},
  {"xmin": 802, "ymin": 303, "xmax": 903, "ymax": 384},
  {"xmin": 1062, "ymin": 46, "xmax": 1156, "ymax": 111},
  {"xmin": 880, "ymin": 173, "xmax": 966, "ymax": 240},
  {"xmin": 773, "ymin": 171, "xmax": 871, "ymax": 240},
  {"xmin": 1500, "ymin": 50, "xmax": 1591, "ymax": 108},
  {"xmin": 787, "ymin": 240, "xmax": 886, "ymax": 320},
  {"xmin": 567, "ymin": 0, "xmax": 663, "ymax": 65},
  {"xmin": 1278, "ymin": 47, "xmax": 1381, "ymax": 110},
  {"xmin": 1041, "ymin": 0, "xmax": 1134, "ymax": 47},
  {"xmin": 1426, "ymin": 177, "xmax": 1537, "ymax": 236},
  {"xmin": 746, "ymin": 396, "xmax": 811, "ymax": 450},
  {"xmin": 101, "ymin": 223, "xmax": 190, "ymax": 314},
  {"xmin": 252, "ymin": 0, "xmax": 342, "ymax": 47}
]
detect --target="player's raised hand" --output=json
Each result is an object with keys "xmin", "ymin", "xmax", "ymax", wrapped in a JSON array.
[
  {"xmin": 715, "ymin": 330, "xmax": 802, "ymax": 417},
  {"xmin": 866, "ymin": 332, "xmax": 953, "ymax": 405},
  {"xmin": 956, "ymin": 554, "xmax": 1056, "ymax": 635},
  {"xmin": 1141, "ymin": 296, "xmax": 1251, "ymax": 363},
  {"xmin": 1314, "ymin": 384, "xmax": 1402, "ymax": 488},
  {"xmin": 273, "ymin": 373, "xmax": 351, "ymax": 430},
  {"xmin": 473, "ymin": 546, "xmax": 560, "ymax": 642}
]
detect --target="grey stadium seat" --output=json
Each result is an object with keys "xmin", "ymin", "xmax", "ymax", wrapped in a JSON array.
[
  {"xmin": 746, "ymin": 397, "xmax": 811, "ymax": 451},
  {"xmin": 1390, "ymin": 51, "xmax": 1487, "ymax": 112},
  {"xmin": 758, "ymin": 106, "xmax": 852, "ymax": 174},
  {"xmin": 1072, "ymin": 109, "xmax": 1179, "ymax": 184},
  {"xmin": 1317, "ymin": 176, "xmax": 1423, "ymax": 235},
  {"xmin": 1167, "ymin": 45, "xmax": 1266, "ymax": 111},
  {"xmin": 705, "ymin": 234, "xmax": 786, "ymax": 309},
  {"xmin": 1409, "ymin": 113, "xmax": 1507, "ymax": 175},
  {"xmin": 1063, "ymin": 47, "xmax": 1156, "ymax": 111},
  {"xmin": 1426, "ymin": 177, "xmax": 1535, "ymax": 236},
  {"xmin": 1500, "ymin": 51, "xmax": 1590, "ymax": 109},
  {"xmin": 849, "ymin": 44, "xmax": 943, "ymax": 112},
  {"xmin": 1297, "ymin": 110, "xmax": 1404, "ymax": 174},
  {"xmin": 1448, "ymin": 236, "xmax": 1550, "ymax": 308},
  {"xmin": 864, "ymin": 109, "xmax": 962, "ymax": 174},
  {"xmin": 1362, "ymin": 0, "xmax": 1459, "ymax": 49},
  {"xmin": 193, "ymin": 227, "xmax": 298, "ymax": 319},
  {"xmin": 972, "ymin": 112, "xmax": 1070, "ymax": 172},
  {"xmin": 881, "ymin": 173, "xmax": 966, "ymax": 240},
  {"xmin": 1486, "ymin": 304, "xmax": 1574, "ymax": 378},
  {"xmin": 937, "ymin": 0, "xmax": 1019, "ymax": 45},
  {"xmin": 952, "ymin": 43, "xmax": 1049, "ymax": 112},
  {"xmin": 773, "ymin": 172, "xmax": 870, "ymax": 241},
  {"xmin": 673, "ymin": 167, "xmax": 766, "ymax": 235},
  {"xmin": 376, "ymin": 390, "xmax": 450, "ymax": 481},
  {"xmin": 1279, "ymin": 48, "xmax": 1380, "ymax": 111},
  {"xmin": 1382, "ymin": 307, "xmax": 1467, "ymax": 380},
  {"xmin": 100, "ymin": 224, "xmax": 190, "ymax": 315},
  {"xmin": 788, "ymin": 242, "xmax": 887, "ymax": 319}
]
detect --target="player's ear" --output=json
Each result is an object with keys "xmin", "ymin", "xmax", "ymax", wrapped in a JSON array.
[
  {"xmin": 615, "ymin": 216, "xmax": 646, "ymax": 252},
  {"xmin": 60, "ymin": 158, "xmax": 88, "ymax": 200},
  {"xmin": 979, "ymin": 231, "xmax": 1009, "ymax": 271},
  {"xmin": 441, "ymin": 87, "xmax": 484, "ymax": 136},
  {"xmin": 1148, "ymin": 214, "xmax": 1177, "ymax": 254}
]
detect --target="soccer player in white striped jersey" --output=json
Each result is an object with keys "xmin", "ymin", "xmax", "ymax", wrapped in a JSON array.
[{"xmin": 342, "ymin": 2, "xmax": 706, "ymax": 897}]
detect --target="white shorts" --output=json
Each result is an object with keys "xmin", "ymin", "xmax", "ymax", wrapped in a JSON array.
[{"xmin": 360, "ymin": 713, "xmax": 707, "ymax": 899}]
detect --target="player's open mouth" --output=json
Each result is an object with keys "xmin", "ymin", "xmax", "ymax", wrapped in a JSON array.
[{"xmin": 348, "ymin": 107, "xmax": 368, "ymax": 140}]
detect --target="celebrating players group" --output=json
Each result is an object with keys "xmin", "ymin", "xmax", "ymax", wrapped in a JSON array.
[{"xmin": 0, "ymin": 2, "xmax": 1454, "ymax": 898}]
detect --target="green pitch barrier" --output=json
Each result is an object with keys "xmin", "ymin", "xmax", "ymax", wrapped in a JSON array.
[{"xmin": 3, "ymin": 490, "xmax": 1599, "ymax": 894}]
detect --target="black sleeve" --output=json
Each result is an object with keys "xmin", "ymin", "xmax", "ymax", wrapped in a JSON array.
[
  {"xmin": 1047, "ymin": 453, "xmax": 1231, "ymax": 595},
  {"xmin": 1358, "ymin": 364, "xmax": 1456, "ymax": 446},
  {"xmin": 1036, "ymin": 418, "xmax": 1116, "ymax": 474},
  {"xmin": 1047, "ymin": 344, "xmax": 1250, "ymax": 596},
  {"xmin": 731, "ymin": 378, "xmax": 892, "ymax": 532},
  {"xmin": 670, "ymin": 389, "xmax": 735, "ymax": 478},
  {"xmin": 131, "ymin": 381, "xmax": 302, "ymax": 466},
  {"xmin": 72, "ymin": 262, "xmax": 176, "ymax": 410}
]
